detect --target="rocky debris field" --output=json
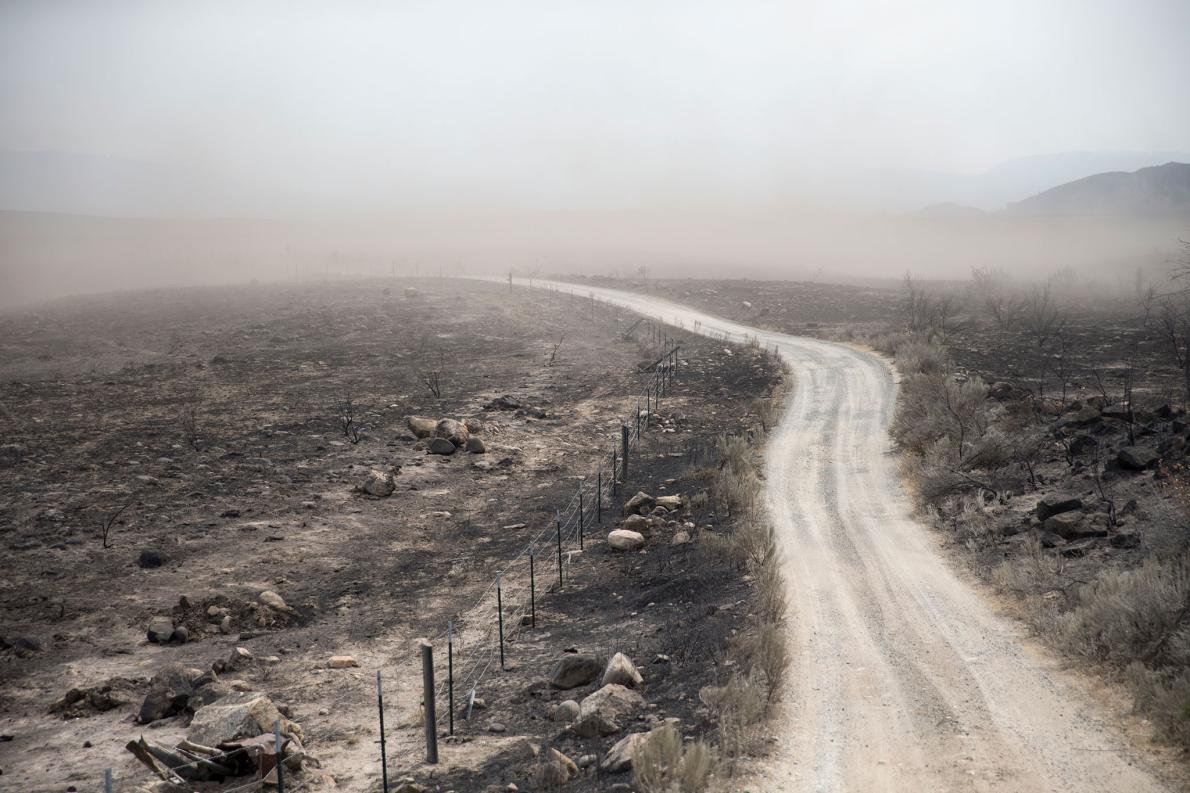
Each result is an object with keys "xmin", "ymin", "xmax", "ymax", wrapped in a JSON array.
[{"xmin": 0, "ymin": 278, "xmax": 781, "ymax": 791}]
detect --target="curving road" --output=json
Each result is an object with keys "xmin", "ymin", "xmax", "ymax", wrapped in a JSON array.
[{"xmin": 502, "ymin": 278, "xmax": 1173, "ymax": 792}]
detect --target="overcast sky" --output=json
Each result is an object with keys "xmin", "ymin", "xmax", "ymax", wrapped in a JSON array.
[{"xmin": 2, "ymin": 0, "xmax": 1189, "ymax": 213}]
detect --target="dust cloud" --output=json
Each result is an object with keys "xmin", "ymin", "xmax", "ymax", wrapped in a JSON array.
[{"xmin": 2, "ymin": 1, "xmax": 1188, "ymax": 307}]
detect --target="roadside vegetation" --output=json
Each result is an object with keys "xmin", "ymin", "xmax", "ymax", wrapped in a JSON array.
[{"xmin": 876, "ymin": 252, "xmax": 1190, "ymax": 749}]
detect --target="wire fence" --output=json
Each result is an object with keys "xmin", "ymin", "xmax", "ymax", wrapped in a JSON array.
[{"xmin": 97, "ymin": 283, "xmax": 695, "ymax": 792}]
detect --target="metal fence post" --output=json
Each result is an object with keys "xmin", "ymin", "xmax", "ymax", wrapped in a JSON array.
[
  {"xmin": 597, "ymin": 470, "xmax": 603, "ymax": 524},
  {"xmin": 104, "ymin": 769, "xmax": 112, "ymax": 793},
  {"xmin": 274, "ymin": 720, "xmax": 285, "ymax": 792},
  {"xmin": 447, "ymin": 621, "xmax": 455, "ymax": 736},
  {"xmin": 377, "ymin": 671, "xmax": 389, "ymax": 793},
  {"xmin": 529, "ymin": 552, "xmax": 536, "ymax": 628},
  {"xmin": 496, "ymin": 573, "xmax": 505, "ymax": 670},
  {"xmin": 621, "ymin": 424, "xmax": 630, "ymax": 482},
  {"xmin": 421, "ymin": 641, "xmax": 439, "ymax": 763},
  {"xmin": 555, "ymin": 511, "xmax": 563, "ymax": 589},
  {"xmin": 578, "ymin": 485, "xmax": 585, "ymax": 550}
]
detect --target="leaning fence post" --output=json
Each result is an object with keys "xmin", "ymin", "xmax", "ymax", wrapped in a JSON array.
[
  {"xmin": 555, "ymin": 511, "xmax": 564, "ymax": 589},
  {"xmin": 447, "ymin": 621, "xmax": 455, "ymax": 736},
  {"xmin": 621, "ymin": 424, "xmax": 630, "ymax": 482},
  {"xmin": 529, "ymin": 551, "xmax": 536, "ymax": 628},
  {"xmin": 377, "ymin": 671, "xmax": 389, "ymax": 793},
  {"xmin": 579, "ymin": 485, "xmax": 585, "ymax": 550},
  {"xmin": 420, "ymin": 640, "xmax": 439, "ymax": 763},
  {"xmin": 646, "ymin": 389, "xmax": 651, "ymax": 426},
  {"xmin": 597, "ymin": 470, "xmax": 603, "ymax": 524},
  {"xmin": 274, "ymin": 720, "xmax": 285, "ymax": 792},
  {"xmin": 496, "ymin": 573, "xmax": 506, "ymax": 670}
]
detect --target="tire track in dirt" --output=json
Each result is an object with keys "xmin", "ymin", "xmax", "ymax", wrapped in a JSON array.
[{"xmin": 505, "ymin": 278, "xmax": 1175, "ymax": 793}]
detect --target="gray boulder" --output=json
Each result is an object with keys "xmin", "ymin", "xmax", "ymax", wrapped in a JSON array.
[
  {"xmin": 601, "ymin": 652, "xmax": 643, "ymax": 688},
  {"xmin": 1043, "ymin": 511, "xmax": 1107, "ymax": 540},
  {"xmin": 407, "ymin": 416, "xmax": 437, "ymax": 438},
  {"xmin": 549, "ymin": 654, "xmax": 602, "ymax": 690},
  {"xmin": 146, "ymin": 616, "xmax": 175, "ymax": 644},
  {"xmin": 428, "ymin": 437, "xmax": 456, "ymax": 455},
  {"xmin": 573, "ymin": 684, "xmax": 644, "ymax": 737},
  {"xmin": 1119, "ymin": 446, "xmax": 1160, "ymax": 471},
  {"xmin": 435, "ymin": 418, "xmax": 470, "ymax": 448},
  {"xmin": 187, "ymin": 691, "xmax": 302, "ymax": 746},
  {"xmin": 600, "ymin": 731, "xmax": 648, "ymax": 773},
  {"xmin": 357, "ymin": 468, "xmax": 396, "ymax": 497},
  {"xmin": 465, "ymin": 436, "xmax": 486, "ymax": 454},
  {"xmin": 1035, "ymin": 494, "xmax": 1083, "ymax": 521},
  {"xmin": 622, "ymin": 491, "xmax": 655, "ymax": 516}
]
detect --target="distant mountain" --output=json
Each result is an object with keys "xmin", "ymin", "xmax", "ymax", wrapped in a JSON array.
[
  {"xmin": 857, "ymin": 151, "xmax": 1190, "ymax": 212},
  {"xmin": 1008, "ymin": 162, "xmax": 1190, "ymax": 217}
]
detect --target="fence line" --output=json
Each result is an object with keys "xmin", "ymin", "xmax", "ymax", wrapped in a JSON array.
[{"xmin": 102, "ymin": 284, "xmax": 692, "ymax": 791}]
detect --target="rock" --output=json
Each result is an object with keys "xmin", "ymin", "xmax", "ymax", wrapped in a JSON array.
[
  {"xmin": 671, "ymin": 530, "xmax": 691, "ymax": 545},
  {"xmin": 219, "ymin": 615, "xmax": 232, "ymax": 634},
  {"xmin": 328, "ymin": 655, "xmax": 359, "ymax": 669},
  {"xmin": 484, "ymin": 395, "xmax": 522, "ymax": 411},
  {"xmin": 358, "ymin": 468, "xmax": 396, "ymax": 497},
  {"xmin": 51, "ymin": 678, "xmax": 139, "ymax": 718},
  {"xmin": 428, "ymin": 437, "xmax": 456, "ymax": 455},
  {"xmin": 602, "ymin": 652, "xmax": 643, "ymax": 688},
  {"xmin": 600, "ymin": 731, "xmax": 648, "ymax": 773},
  {"xmin": 463, "ymin": 417, "xmax": 485, "ymax": 434},
  {"xmin": 607, "ymin": 529, "xmax": 645, "ymax": 551},
  {"xmin": 622, "ymin": 514, "xmax": 650, "ymax": 533},
  {"xmin": 171, "ymin": 626, "xmax": 189, "ymax": 644},
  {"xmin": 622, "ymin": 491, "xmax": 655, "ymax": 515},
  {"xmin": 137, "ymin": 663, "xmax": 204, "ymax": 724},
  {"xmin": 137, "ymin": 550, "xmax": 168, "ymax": 569},
  {"xmin": 1110, "ymin": 532, "xmax": 1141, "ymax": 549},
  {"xmin": 573, "ymin": 684, "xmax": 644, "ymax": 737},
  {"xmin": 550, "ymin": 654, "xmax": 602, "ymax": 690},
  {"xmin": 392, "ymin": 779, "xmax": 426, "ymax": 793},
  {"xmin": 534, "ymin": 748, "xmax": 579, "ymax": 786},
  {"xmin": 654, "ymin": 495, "xmax": 682, "ymax": 511},
  {"xmin": 1039, "ymin": 531, "xmax": 1066, "ymax": 548},
  {"xmin": 435, "ymin": 419, "xmax": 470, "ymax": 448},
  {"xmin": 1069, "ymin": 434, "xmax": 1099, "ymax": 456},
  {"xmin": 187, "ymin": 691, "xmax": 302, "ymax": 746},
  {"xmin": 146, "ymin": 616, "xmax": 175, "ymax": 644},
  {"xmin": 225, "ymin": 647, "xmax": 254, "ymax": 671},
  {"xmin": 1119, "ymin": 446, "xmax": 1160, "ymax": 471},
  {"xmin": 486, "ymin": 722, "xmax": 507, "ymax": 733},
  {"xmin": 1058, "ymin": 405, "xmax": 1101, "ymax": 427},
  {"xmin": 407, "ymin": 416, "xmax": 437, "ymax": 438},
  {"xmin": 1035, "ymin": 494, "xmax": 1083, "ymax": 521},
  {"xmin": 259, "ymin": 590, "xmax": 294, "ymax": 613},
  {"xmin": 1043, "ymin": 511, "xmax": 1107, "ymax": 540},
  {"xmin": 1102, "ymin": 407, "xmax": 1134, "ymax": 422},
  {"xmin": 550, "ymin": 699, "xmax": 581, "ymax": 722},
  {"xmin": 1, "ymin": 635, "xmax": 43, "ymax": 657},
  {"xmin": 466, "ymin": 436, "xmax": 486, "ymax": 454}
]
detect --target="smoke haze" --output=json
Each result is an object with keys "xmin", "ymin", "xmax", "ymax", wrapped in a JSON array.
[{"xmin": 2, "ymin": 1, "xmax": 1189, "ymax": 306}]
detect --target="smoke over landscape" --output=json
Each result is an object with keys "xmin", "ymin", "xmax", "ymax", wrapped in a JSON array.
[
  {"xmin": 2, "ymin": 1, "xmax": 1188, "ymax": 306},
  {"xmin": 6, "ymin": 5, "xmax": 1190, "ymax": 793}
]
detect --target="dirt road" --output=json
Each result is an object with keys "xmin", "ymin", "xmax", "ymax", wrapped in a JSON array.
[{"xmin": 514, "ymin": 279, "xmax": 1173, "ymax": 792}]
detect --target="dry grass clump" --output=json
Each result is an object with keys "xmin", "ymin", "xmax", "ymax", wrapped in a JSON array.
[
  {"xmin": 633, "ymin": 722, "xmax": 716, "ymax": 793},
  {"xmin": 699, "ymin": 674, "xmax": 767, "ymax": 762},
  {"xmin": 1057, "ymin": 556, "xmax": 1190, "ymax": 667},
  {"xmin": 689, "ymin": 429, "xmax": 791, "ymax": 765},
  {"xmin": 1054, "ymin": 555, "xmax": 1190, "ymax": 747}
]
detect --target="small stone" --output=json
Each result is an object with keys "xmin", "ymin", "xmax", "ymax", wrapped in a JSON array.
[
  {"xmin": 258, "ymin": 590, "xmax": 294, "ymax": 613},
  {"xmin": 137, "ymin": 549, "xmax": 167, "ymax": 569},
  {"xmin": 465, "ymin": 436, "xmax": 486, "ymax": 454},
  {"xmin": 328, "ymin": 655, "xmax": 359, "ymax": 669},
  {"xmin": 171, "ymin": 626, "xmax": 190, "ymax": 644},
  {"xmin": 226, "ymin": 647, "xmax": 254, "ymax": 671},
  {"xmin": 487, "ymin": 721, "xmax": 507, "ymax": 733},
  {"xmin": 146, "ymin": 617, "xmax": 174, "ymax": 644},
  {"xmin": 428, "ymin": 437, "xmax": 456, "ymax": 455},
  {"xmin": 671, "ymin": 530, "xmax": 690, "ymax": 545},
  {"xmin": 550, "ymin": 700, "xmax": 580, "ymax": 722}
]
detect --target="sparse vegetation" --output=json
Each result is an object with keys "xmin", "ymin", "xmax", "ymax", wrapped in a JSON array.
[{"xmin": 634, "ymin": 722, "xmax": 716, "ymax": 793}]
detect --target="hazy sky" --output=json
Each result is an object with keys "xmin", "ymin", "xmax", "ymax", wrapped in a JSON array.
[{"xmin": 2, "ymin": 0, "xmax": 1189, "ymax": 213}]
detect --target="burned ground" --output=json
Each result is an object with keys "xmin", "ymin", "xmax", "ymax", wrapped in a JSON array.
[{"xmin": 0, "ymin": 278, "xmax": 782, "ymax": 792}]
